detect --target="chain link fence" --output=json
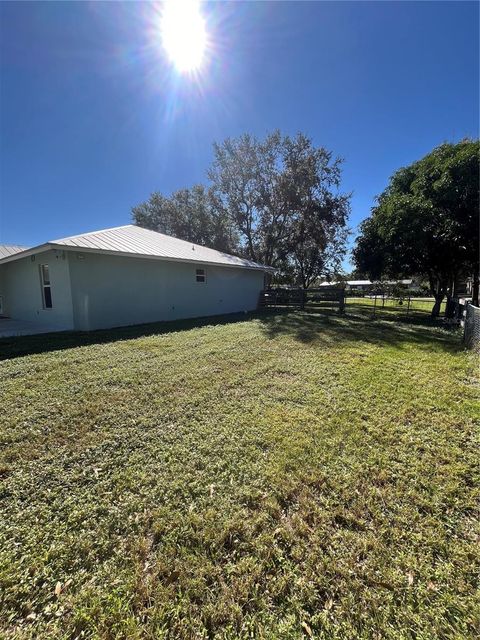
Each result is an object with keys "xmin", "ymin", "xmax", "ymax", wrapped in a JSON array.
[{"xmin": 463, "ymin": 304, "xmax": 480, "ymax": 352}]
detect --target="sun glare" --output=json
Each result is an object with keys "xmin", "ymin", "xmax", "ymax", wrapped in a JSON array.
[{"xmin": 161, "ymin": 1, "xmax": 207, "ymax": 73}]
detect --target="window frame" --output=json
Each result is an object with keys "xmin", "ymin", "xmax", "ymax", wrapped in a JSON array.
[
  {"xmin": 195, "ymin": 267, "xmax": 206, "ymax": 283},
  {"xmin": 39, "ymin": 264, "xmax": 53, "ymax": 309}
]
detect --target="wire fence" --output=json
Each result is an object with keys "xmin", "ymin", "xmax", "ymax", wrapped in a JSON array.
[
  {"xmin": 259, "ymin": 289, "xmax": 480, "ymax": 352},
  {"xmin": 259, "ymin": 290, "xmax": 443, "ymax": 319},
  {"xmin": 463, "ymin": 304, "xmax": 480, "ymax": 352},
  {"xmin": 344, "ymin": 295, "xmax": 445, "ymax": 320}
]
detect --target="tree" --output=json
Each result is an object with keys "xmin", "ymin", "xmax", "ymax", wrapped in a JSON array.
[
  {"xmin": 208, "ymin": 131, "xmax": 288, "ymax": 265},
  {"xmin": 209, "ymin": 130, "xmax": 350, "ymax": 283},
  {"xmin": 353, "ymin": 140, "xmax": 479, "ymax": 316},
  {"xmin": 287, "ymin": 213, "xmax": 349, "ymax": 289},
  {"xmin": 132, "ymin": 184, "xmax": 238, "ymax": 254},
  {"xmin": 132, "ymin": 131, "xmax": 350, "ymax": 284}
]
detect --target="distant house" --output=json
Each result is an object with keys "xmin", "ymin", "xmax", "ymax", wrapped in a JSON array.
[
  {"xmin": 318, "ymin": 279, "xmax": 374, "ymax": 292},
  {"xmin": 319, "ymin": 279, "xmax": 416, "ymax": 293},
  {"xmin": 0, "ymin": 225, "xmax": 272, "ymax": 333},
  {"xmin": 345, "ymin": 280, "xmax": 376, "ymax": 292}
]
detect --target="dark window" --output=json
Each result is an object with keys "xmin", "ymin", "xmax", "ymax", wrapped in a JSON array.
[
  {"xmin": 40, "ymin": 264, "xmax": 53, "ymax": 308},
  {"xmin": 43, "ymin": 287, "xmax": 52, "ymax": 308},
  {"xmin": 196, "ymin": 268, "xmax": 206, "ymax": 283}
]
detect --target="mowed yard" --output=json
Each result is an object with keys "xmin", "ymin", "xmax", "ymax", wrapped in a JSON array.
[{"xmin": 1, "ymin": 308, "xmax": 478, "ymax": 639}]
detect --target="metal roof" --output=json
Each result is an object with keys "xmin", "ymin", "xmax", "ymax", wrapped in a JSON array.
[
  {"xmin": 320, "ymin": 279, "xmax": 414, "ymax": 287},
  {"xmin": 346, "ymin": 280, "xmax": 373, "ymax": 286},
  {"xmin": 0, "ymin": 225, "xmax": 272, "ymax": 271},
  {"xmin": 0, "ymin": 244, "xmax": 28, "ymax": 260},
  {"xmin": 319, "ymin": 280, "xmax": 367, "ymax": 286}
]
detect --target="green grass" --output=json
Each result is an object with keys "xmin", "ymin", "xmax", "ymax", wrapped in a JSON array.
[
  {"xmin": 1, "ymin": 308, "xmax": 478, "ymax": 639},
  {"xmin": 345, "ymin": 296, "xmax": 446, "ymax": 318}
]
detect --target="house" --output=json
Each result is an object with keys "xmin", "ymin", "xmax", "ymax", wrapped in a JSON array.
[
  {"xmin": 319, "ymin": 279, "xmax": 374, "ymax": 291},
  {"xmin": 319, "ymin": 279, "xmax": 417, "ymax": 293},
  {"xmin": 344, "ymin": 280, "xmax": 375, "ymax": 292},
  {"xmin": 0, "ymin": 225, "xmax": 272, "ymax": 334}
]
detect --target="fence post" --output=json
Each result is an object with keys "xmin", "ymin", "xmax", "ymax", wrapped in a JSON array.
[
  {"xmin": 339, "ymin": 290, "xmax": 345, "ymax": 313},
  {"xmin": 463, "ymin": 302, "xmax": 468, "ymax": 344},
  {"xmin": 461, "ymin": 302, "xmax": 480, "ymax": 352}
]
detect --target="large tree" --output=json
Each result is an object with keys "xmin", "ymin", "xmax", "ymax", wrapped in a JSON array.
[
  {"xmin": 208, "ymin": 131, "xmax": 350, "ymax": 283},
  {"xmin": 132, "ymin": 184, "xmax": 238, "ymax": 254},
  {"xmin": 353, "ymin": 140, "xmax": 479, "ymax": 316},
  {"xmin": 132, "ymin": 131, "xmax": 350, "ymax": 284}
]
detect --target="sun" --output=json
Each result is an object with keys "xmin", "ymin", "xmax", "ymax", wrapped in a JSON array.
[{"xmin": 160, "ymin": 1, "xmax": 207, "ymax": 73}]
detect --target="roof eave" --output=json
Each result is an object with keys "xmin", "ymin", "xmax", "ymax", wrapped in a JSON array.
[
  {"xmin": 0, "ymin": 240, "xmax": 274, "ymax": 272},
  {"xmin": 0, "ymin": 243, "xmax": 53, "ymax": 265},
  {"xmin": 51, "ymin": 243, "xmax": 274, "ymax": 272}
]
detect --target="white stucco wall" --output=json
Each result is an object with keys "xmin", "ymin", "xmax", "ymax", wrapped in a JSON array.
[
  {"xmin": 0, "ymin": 249, "xmax": 266, "ymax": 332},
  {"xmin": 68, "ymin": 252, "xmax": 265, "ymax": 331},
  {"xmin": 0, "ymin": 250, "xmax": 75, "ymax": 330}
]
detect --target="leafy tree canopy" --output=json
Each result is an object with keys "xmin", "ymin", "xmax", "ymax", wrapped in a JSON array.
[
  {"xmin": 132, "ymin": 184, "xmax": 238, "ymax": 254},
  {"xmin": 209, "ymin": 131, "xmax": 350, "ymax": 287},
  {"xmin": 132, "ymin": 131, "xmax": 350, "ymax": 287},
  {"xmin": 353, "ymin": 140, "xmax": 479, "ymax": 314}
]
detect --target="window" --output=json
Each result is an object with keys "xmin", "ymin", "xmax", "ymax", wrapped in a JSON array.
[
  {"xmin": 196, "ymin": 268, "xmax": 206, "ymax": 283},
  {"xmin": 40, "ymin": 264, "xmax": 53, "ymax": 308}
]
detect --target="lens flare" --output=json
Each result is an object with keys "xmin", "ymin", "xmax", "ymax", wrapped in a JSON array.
[{"xmin": 161, "ymin": 1, "xmax": 207, "ymax": 73}]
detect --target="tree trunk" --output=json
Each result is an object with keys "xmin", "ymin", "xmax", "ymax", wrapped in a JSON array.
[
  {"xmin": 431, "ymin": 293, "xmax": 444, "ymax": 317},
  {"xmin": 472, "ymin": 269, "xmax": 479, "ymax": 307},
  {"xmin": 246, "ymin": 235, "xmax": 257, "ymax": 262},
  {"xmin": 445, "ymin": 294, "xmax": 456, "ymax": 319},
  {"xmin": 429, "ymin": 274, "xmax": 448, "ymax": 318}
]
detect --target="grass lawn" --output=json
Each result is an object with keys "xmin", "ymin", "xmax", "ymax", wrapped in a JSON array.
[
  {"xmin": 345, "ymin": 297, "xmax": 447, "ymax": 318},
  {"xmin": 1, "ymin": 308, "xmax": 478, "ymax": 639}
]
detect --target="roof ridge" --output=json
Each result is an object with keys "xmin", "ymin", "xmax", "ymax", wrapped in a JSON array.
[
  {"xmin": 134, "ymin": 226, "xmax": 217, "ymax": 251},
  {"xmin": 131, "ymin": 226, "xmax": 260, "ymax": 264},
  {"xmin": 50, "ymin": 224, "xmax": 133, "ymax": 243}
]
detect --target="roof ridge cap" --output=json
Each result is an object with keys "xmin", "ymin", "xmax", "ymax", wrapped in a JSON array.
[{"xmin": 51, "ymin": 224, "xmax": 133, "ymax": 243}]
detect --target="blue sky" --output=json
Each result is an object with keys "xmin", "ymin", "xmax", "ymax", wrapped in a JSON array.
[{"xmin": 0, "ymin": 1, "xmax": 478, "ymax": 268}]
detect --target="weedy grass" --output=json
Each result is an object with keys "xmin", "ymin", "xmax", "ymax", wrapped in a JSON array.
[{"xmin": 0, "ymin": 307, "xmax": 478, "ymax": 639}]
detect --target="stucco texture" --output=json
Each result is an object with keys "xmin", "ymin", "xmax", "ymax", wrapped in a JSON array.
[
  {"xmin": 0, "ymin": 250, "xmax": 265, "ymax": 332},
  {"xmin": 0, "ymin": 250, "xmax": 74, "ymax": 330}
]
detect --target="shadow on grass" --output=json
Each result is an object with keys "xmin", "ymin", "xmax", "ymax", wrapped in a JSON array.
[
  {"xmin": 258, "ymin": 307, "xmax": 462, "ymax": 353},
  {"xmin": 0, "ymin": 312, "xmax": 260, "ymax": 361},
  {"xmin": 0, "ymin": 308, "xmax": 462, "ymax": 361}
]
